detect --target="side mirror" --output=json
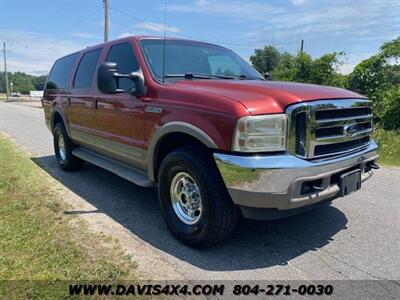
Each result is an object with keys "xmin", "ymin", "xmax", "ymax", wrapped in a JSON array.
[
  {"xmin": 97, "ymin": 62, "xmax": 118, "ymax": 94},
  {"xmin": 97, "ymin": 62, "xmax": 145, "ymax": 96},
  {"xmin": 128, "ymin": 70, "xmax": 145, "ymax": 97},
  {"xmin": 264, "ymin": 72, "xmax": 272, "ymax": 80}
]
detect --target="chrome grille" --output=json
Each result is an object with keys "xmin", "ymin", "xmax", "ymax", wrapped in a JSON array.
[{"xmin": 286, "ymin": 99, "xmax": 372, "ymax": 159}]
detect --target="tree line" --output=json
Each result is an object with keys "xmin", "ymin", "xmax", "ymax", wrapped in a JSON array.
[
  {"xmin": 251, "ymin": 36, "xmax": 400, "ymax": 130},
  {"xmin": 0, "ymin": 72, "xmax": 46, "ymax": 94}
]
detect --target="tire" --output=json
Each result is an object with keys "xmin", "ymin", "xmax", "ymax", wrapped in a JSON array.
[
  {"xmin": 53, "ymin": 123, "xmax": 84, "ymax": 171},
  {"xmin": 158, "ymin": 146, "xmax": 240, "ymax": 247}
]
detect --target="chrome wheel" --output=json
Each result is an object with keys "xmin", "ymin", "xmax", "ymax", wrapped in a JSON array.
[
  {"xmin": 170, "ymin": 172, "xmax": 203, "ymax": 225},
  {"xmin": 57, "ymin": 134, "xmax": 66, "ymax": 162}
]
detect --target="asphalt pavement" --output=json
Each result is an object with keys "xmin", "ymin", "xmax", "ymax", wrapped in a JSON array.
[{"xmin": 0, "ymin": 101, "xmax": 399, "ymax": 282}]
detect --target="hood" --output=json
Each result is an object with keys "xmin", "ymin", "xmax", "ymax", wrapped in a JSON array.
[{"xmin": 173, "ymin": 80, "xmax": 366, "ymax": 115}]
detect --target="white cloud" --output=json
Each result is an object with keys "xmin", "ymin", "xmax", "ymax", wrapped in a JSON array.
[
  {"xmin": 135, "ymin": 21, "xmax": 180, "ymax": 33},
  {"xmin": 167, "ymin": 0, "xmax": 399, "ymax": 74},
  {"xmin": 117, "ymin": 32, "xmax": 133, "ymax": 39},
  {"xmin": 339, "ymin": 52, "xmax": 376, "ymax": 75},
  {"xmin": 1, "ymin": 30, "xmax": 88, "ymax": 75},
  {"xmin": 168, "ymin": 0, "xmax": 399, "ymax": 46},
  {"xmin": 291, "ymin": 0, "xmax": 309, "ymax": 5},
  {"xmin": 339, "ymin": 63, "xmax": 356, "ymax": 75},
  {"xmin": 115, "ymin": 21, "xmax": 180, "ymax": 39},
  {"xmin": 71, "ymin": 32, "xmax": 100, "ymax": 39},
  {"xmin": 167, "ymin": 0, "xmax": 285, "ymax": 22}
]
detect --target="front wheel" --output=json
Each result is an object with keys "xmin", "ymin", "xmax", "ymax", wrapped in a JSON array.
[{"xmin": 158, "ymin": 146, "xmax": 240, "ymax": 247}]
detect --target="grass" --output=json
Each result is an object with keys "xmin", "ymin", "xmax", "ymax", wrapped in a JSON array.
[
  {"xmin": 373, "ymin": 128, "xmax": 400, "ymax": 166},
  {"xmin": 0, "ymin": 135, "xmax": 137, "ymax": 298}
]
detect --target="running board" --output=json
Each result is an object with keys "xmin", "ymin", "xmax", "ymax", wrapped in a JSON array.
[{"xmin": 72, "ymin": 148, "xmax": 155, "ymax": 187}]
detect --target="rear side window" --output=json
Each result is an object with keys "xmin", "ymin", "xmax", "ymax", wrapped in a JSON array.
[
  {"xmin": 105, "ymin": 43, "xmax": 139, "ymax": 91},
  {"xmin": 46, "ymin": 53, "xmax": 78, "ymax": 90},
  {"xmin": 73, "ymin": 48, "xmax": 102, "ymax": 89}
]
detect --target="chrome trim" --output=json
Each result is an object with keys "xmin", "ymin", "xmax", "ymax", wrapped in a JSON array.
[
  {"xmin": 317, "ymin": 114, "xmax": 372, "ymax": 125},
  {"xmin": 286, "ymin": 99, "xmax": 372, "ymax": 159},
  {"xmin": 170, "ymin": 171, "xmax": 203, "ymax": 225},
  {"xmin": 214, "ymin": 141, "xmax": 378, "ymax": 210},
  {"xmin": 315, "ymin": 129, "xmax": 371, "ymax": 142},
  {"xmin": 57, "ymin": 134, "xmax": 66, "ymax": 162}
]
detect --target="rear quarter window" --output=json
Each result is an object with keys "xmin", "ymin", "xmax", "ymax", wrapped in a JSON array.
[{"xmin": 46, "ymin": 53, "xmax": 79, "ymax": 90}]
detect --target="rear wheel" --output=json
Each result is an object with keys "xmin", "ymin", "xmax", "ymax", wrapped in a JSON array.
[
  {"xmin": 158, "ymin": 146, "xmax": 240, "ymax": 247},
  {"xmin": 53, "ymin": 123, "xmax": 84, "ymax": 171}
]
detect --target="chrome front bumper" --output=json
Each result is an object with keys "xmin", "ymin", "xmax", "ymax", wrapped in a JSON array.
[{"xmin": 214, "ymin": 141, "xmax": 378, "ymax": 214}]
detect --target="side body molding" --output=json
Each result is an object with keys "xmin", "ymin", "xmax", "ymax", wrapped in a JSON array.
[{"xmin": 147, "ymin": 121, "xmax": 218, "ymax": 181}]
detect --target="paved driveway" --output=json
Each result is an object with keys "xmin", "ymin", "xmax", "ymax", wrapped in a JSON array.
[{"xmin": 0, "ymin": 101, "xmax": 399, "ymax": 281}]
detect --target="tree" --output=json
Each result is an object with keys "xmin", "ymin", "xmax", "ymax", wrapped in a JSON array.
[
  {"xmin": 269, "ymin": 51, "xmax": 345, "ymax": 87},
  {"xmin": 269, "ymin": 52, "xmax": 295, "ymax": 81},
  {"xmin": 0, "ymin": 71, "xmax": 47, "ymax": 94},
  {"xmin": 249, "ymin": 37, "xmax": 399, "ymax": 129},
  {"xmin": 250, "ymin": 46, "xmax": 281, "ymax": 74},
  {"xmin": 9, "ymin": 72, "xmax": 35, "ymax": 94},
  {"xmin": 32, "ymin": 75, "xmax": 47, "ymax": 91},
  {"xmin": 348, "ymin": 36, "xmax": 400, "ymax": 129},
  {"xmin": 310, "ymin": 52, "xmax": 345, "ymax": 87}
]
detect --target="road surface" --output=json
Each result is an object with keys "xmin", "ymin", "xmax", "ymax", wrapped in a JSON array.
[{"xmin": 0, "ymin": 101, "xmax": 399, "ymax": 281}]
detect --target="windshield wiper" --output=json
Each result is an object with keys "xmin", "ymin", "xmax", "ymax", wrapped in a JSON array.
[
  {"xmin": 164, "ymin": 73, "xmax": 210, "ymax": 79},
  {"xmin": 207, "ymin": 74, "xmax": 235, "ymax": 79},
  {"xmin": 238, "ymin": 74, "xmax": 265, "ymax": 80},
  {"xmin": 164, "ymin": 73, "xmax": 235, "ymax": 80}
]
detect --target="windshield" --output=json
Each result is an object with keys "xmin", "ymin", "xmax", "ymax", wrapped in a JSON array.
[{"xmin": 140, "ymin": 39, "xmax": 263, "ymax": 81}]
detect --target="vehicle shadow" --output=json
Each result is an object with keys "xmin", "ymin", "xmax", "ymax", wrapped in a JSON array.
[{"xmin": 32, "ymin": 155, "xmax": 348, "ymax": 272}]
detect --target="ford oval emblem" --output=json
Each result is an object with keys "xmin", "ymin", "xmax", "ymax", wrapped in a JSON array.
[{"xmin": 344, "ymin": 124, "xmax": 359, "ymax": 136}]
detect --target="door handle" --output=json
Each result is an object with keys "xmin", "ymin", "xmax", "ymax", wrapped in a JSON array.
[{"xmin": 140, "ymin": 96, "xmax": 153, "ymax": 102}]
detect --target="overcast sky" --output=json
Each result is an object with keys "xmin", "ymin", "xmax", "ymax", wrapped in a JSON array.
[{"xmin": 1, "ymin": 0, "xmax": 399, "ymax": 76}]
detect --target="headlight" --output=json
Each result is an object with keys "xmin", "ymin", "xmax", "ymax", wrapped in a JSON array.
[{"xmin": 232, "ymin": 114, "xmax": 287, "ymax": 152}]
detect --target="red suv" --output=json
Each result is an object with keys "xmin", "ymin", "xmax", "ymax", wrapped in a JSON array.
[{"xmin": 43, "ymin": 36, "xmax": 379, "ymax": 246}]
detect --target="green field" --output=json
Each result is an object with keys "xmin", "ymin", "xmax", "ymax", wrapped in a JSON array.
[{"xmin": 0, "ymin": 135, "xmax": 137, "ymax": 298}]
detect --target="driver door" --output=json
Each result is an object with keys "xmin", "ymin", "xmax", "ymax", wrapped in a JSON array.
[{"xmin": 91, "ymin": 42, "xmax": 146, "ymax": 169}]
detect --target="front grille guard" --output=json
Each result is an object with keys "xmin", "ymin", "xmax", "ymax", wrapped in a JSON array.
[{"xmin": 286, "ymin": 99, "xmax": 373, "ymax": 159}]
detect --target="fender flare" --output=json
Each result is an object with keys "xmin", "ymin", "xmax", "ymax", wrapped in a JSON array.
[
  {"xmin": 147, "ymin": 122, "xmax": 218, "ymax": 181},
  {"xmin": 50, "ymin": 107, "xmax": 71, "ymax": 137}
]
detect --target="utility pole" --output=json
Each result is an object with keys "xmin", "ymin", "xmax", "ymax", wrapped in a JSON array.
[
  {"xmin": 104, "ymin": 0, "xmax": 109, "ymax": 42},
  {"xmin": 300, "ymin": 39, "xmax": 304, "ymax": 54},
  {"xmin": 2, "ymin": 42, "xmax": 10, "ymax": 101}
]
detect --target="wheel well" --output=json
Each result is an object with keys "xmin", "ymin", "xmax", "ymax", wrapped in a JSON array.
[
  {"xmin": 52, "ymin": 112, "xmax": 64, "ymax": 131},
  {"xmin": 154, "ymin": 132, "xmax": 210, "ymax": 181}
]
